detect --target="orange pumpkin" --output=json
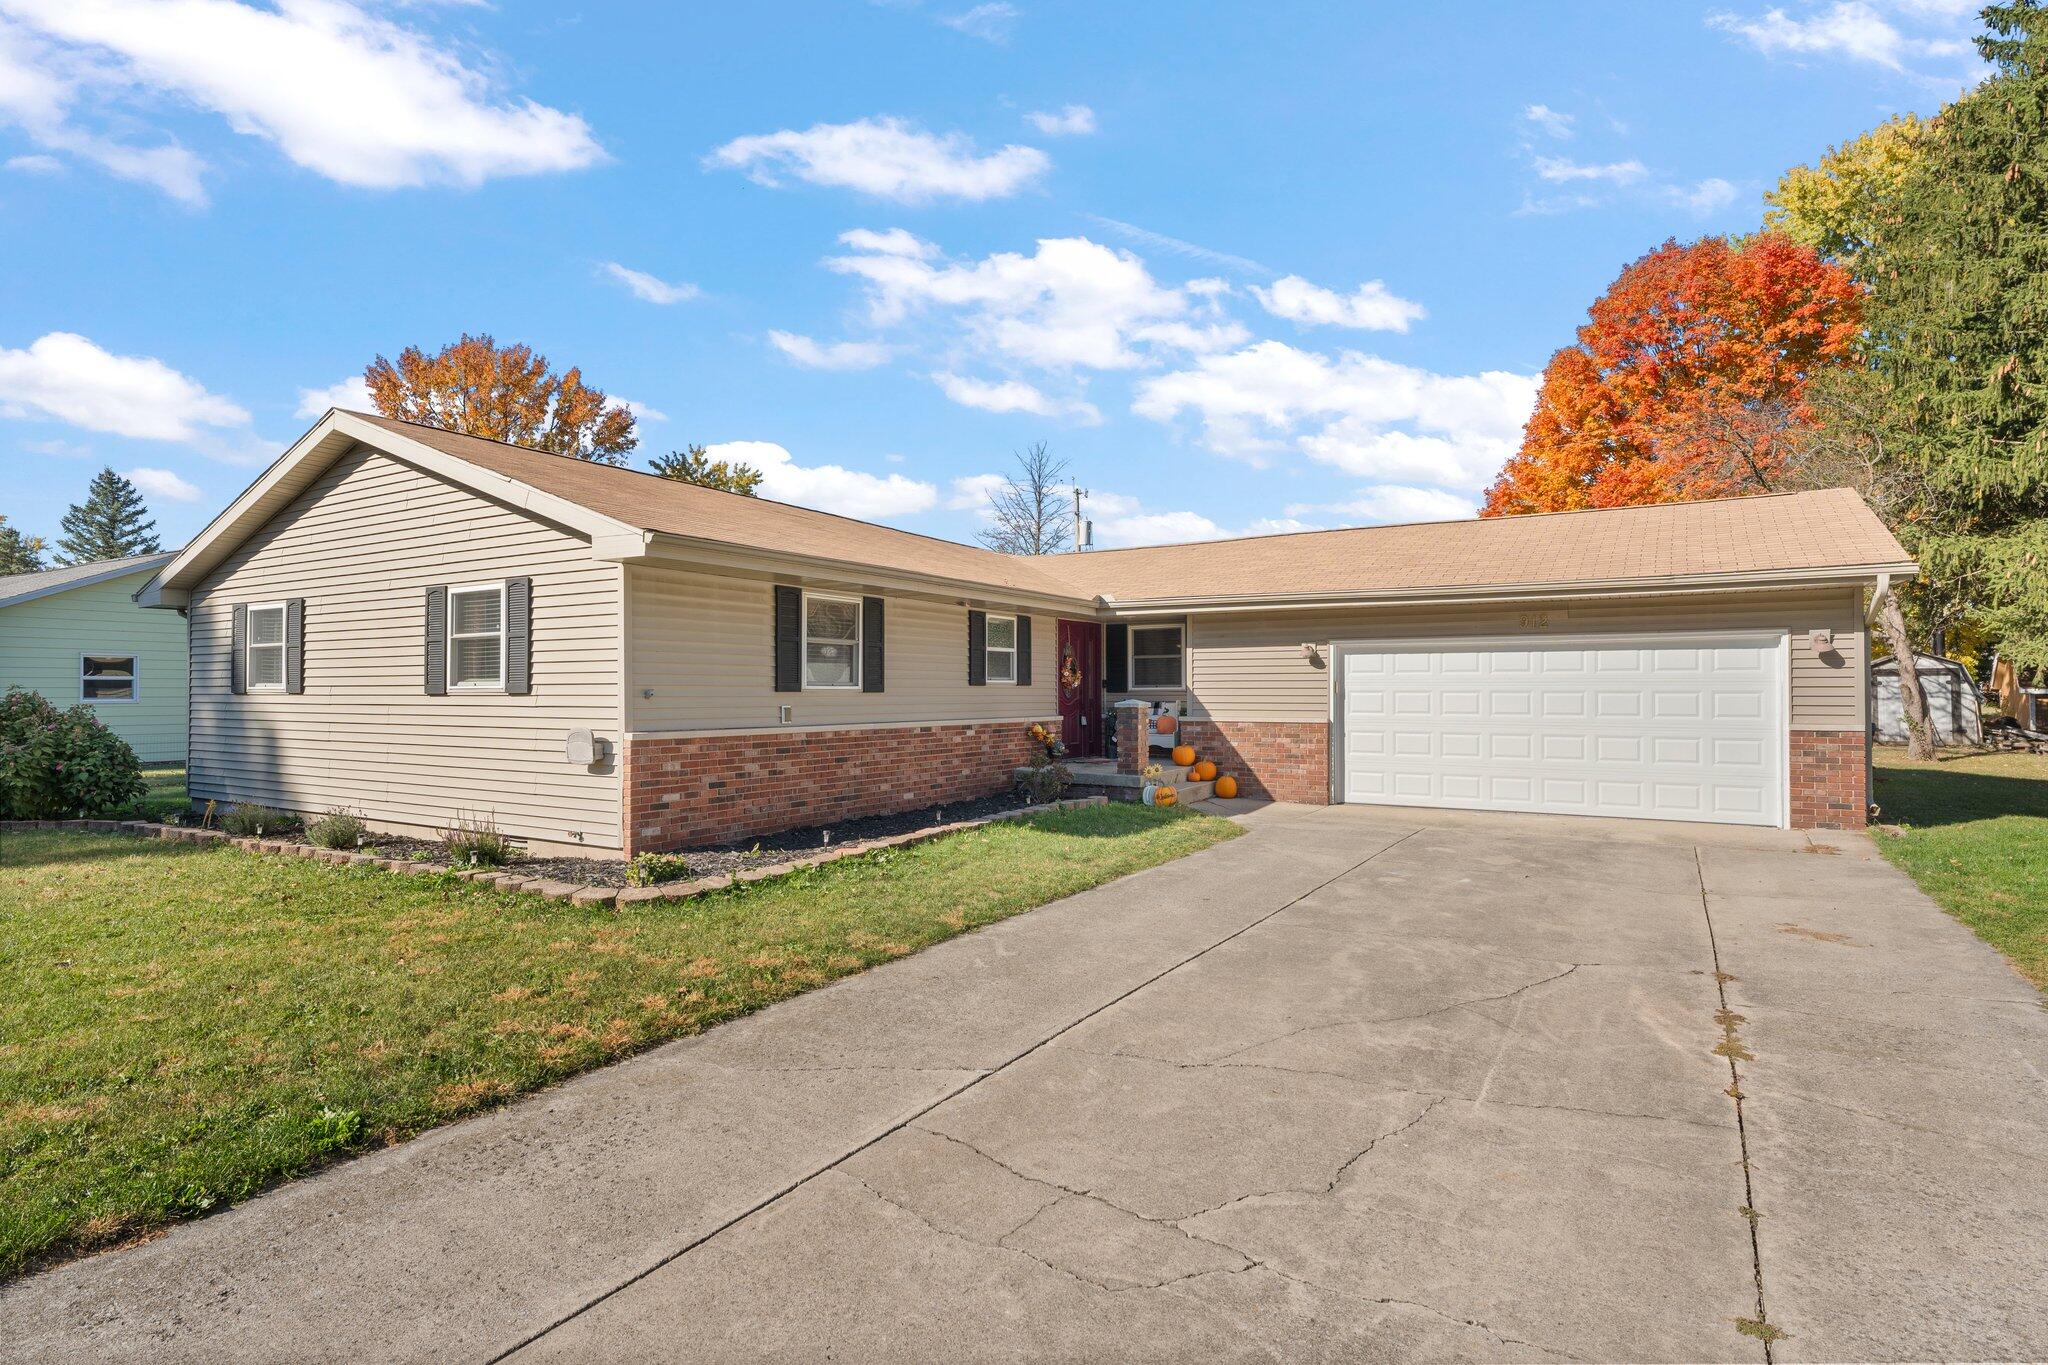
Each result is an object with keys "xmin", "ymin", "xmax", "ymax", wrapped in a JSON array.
[
  {"xmin": 1170, "ymin": 744, "xmax": 1197, "ymax": 767},
  {"xmin": 1191, "ymin": 760, "xmax": 1217, "ymax": 782},
  {"xmin": 1212, "ymin": 775, "xmax": 1239, "ymax": 799},
  {"xmin": 1152, "ymin": 714, "xmax": 1177, "ymax": 734},
  {"xmin": 1153, "ymin": 785, "xmax": 1178, "ymax": 807}
]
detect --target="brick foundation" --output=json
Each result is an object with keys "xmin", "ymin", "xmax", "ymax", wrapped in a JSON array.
[
  {"xmin": 623, "ymin": 720, "xmax": 1048, "ymax": 855},
  {"xmin": 1789, "ymin": 729, "xmax": 1869, "ymax": 830},
  {"xmin": 1178, "ymin": 719, "xmax": 1331, "ymax": 804}
]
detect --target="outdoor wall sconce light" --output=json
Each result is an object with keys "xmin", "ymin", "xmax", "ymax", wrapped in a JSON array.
[{"xmin": 1809, "ymin": 628, "xmax": 1836, "ymax": 655}]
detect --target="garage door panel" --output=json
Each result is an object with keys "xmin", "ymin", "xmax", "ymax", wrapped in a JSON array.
[{"xmin": 1339, "ymin": 635, "xmax": 1784, "ymax": 828}]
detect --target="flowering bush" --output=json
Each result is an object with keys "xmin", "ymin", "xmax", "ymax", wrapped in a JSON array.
[{"xmin": 0, "ymin": 686, "xmax": 145, "ymax": 819}]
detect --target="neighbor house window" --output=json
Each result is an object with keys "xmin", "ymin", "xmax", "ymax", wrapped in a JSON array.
[
  {"xmin": 985, "ymin": 614, "xmax": 1017, "ymax": 683},
  {"xmin": 246, "ymin": 603, "xmax": 287, "ymax": 691},
  {"xmin": 1131, "ymin": 624, "xmax": 1185, "ymax": 690},
  {"xmin": 81, "ymin": 654, "xmax": 137, "ymax": 703},
  {"xmin": 804, "ymin": 593, "xmax": 861, "ymax": 689},
  {"xmin": 448, "ymin": 583, "xmax": 506, "ymax": 689}
]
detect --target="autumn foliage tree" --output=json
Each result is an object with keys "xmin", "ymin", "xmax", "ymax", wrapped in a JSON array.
[
  {"xmin": 1483, "ymin": 235, "xmax": 1862, "ymax": 516},
  {"xmin": 363, "ymin": 334, "xmax": 638, "ymax": 466}
]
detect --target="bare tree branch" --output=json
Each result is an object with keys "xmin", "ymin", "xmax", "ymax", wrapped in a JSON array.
[{"xmin": 977, "ymin": 442, "xmax": 1073, "ymax": 555}]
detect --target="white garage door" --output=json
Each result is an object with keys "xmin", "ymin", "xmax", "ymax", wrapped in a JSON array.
[{"xmin": 1337, "ymin": 634, "xmax": 1786, "ymax": 827}]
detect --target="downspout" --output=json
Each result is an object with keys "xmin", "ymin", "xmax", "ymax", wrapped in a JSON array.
[{"xmin": 1865, "ymin": 574, "xmax": 1887, "ymax": 819}]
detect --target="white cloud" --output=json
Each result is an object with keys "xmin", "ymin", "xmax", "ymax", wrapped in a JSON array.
[
  {"xmin": 828, "ymin": 232, "xmax": 1207, "ymax": 370},
  {"xmin": 1709, "ymin": 3, "xmax": 1912, "ymax": 69},
  {"xmin": 767, "ymin": 330, "xmax": 894, "ymax": 371},
  {"xmin": 1081, "ymin": 488, "xmax": 1316, "ymax": 548},
  {"xmin": 3, "ymin": 151, "xmax": 60, "ymax": 173},
  {"xmin": 1523, "ymin": 103, "xmax": 1574, "ymax": 138},
  {"xmin": 1084, "ymin": 215, "xmax": 1272, "ymax": 278},
  {"xmin": 123, "ymin": 465, "xmax": 202, "ymax": 501},
  {"xmin": 706, "ymin": 115, "xmax": 1048, "ymax": 203},
  {"xmin": 938, "ymin": 2, "xmax": 1018, "ymax": 42},
  {"xmin": 294, "ymin": 374, "xmax": 371, "ymax": 417},
  {"xmin": 0, "ymin": 20, "xmax": 208, "ymax": 202},
  {"xmin": 617, "ymin": 397, "xmax": 667, "ymax": 423},
  {"xmin": 602, "ymin": 262, "xmax": 699, "ymax": 305},
  {"xmin": 0, "ymin": 332, "xmax": 250, "ymax": 441},
  {"xmin": 945, "ymin": 471, "xmax": 1008, "ymax": 512},
  {"xmin": 933, "ymin": 372, "xmax": 1100, "ymax": 423},
  {"xmin": 1533, "ymin": 155, "xmax": 1647, "ymax": 184},
  {"xmin": 1252, "ymin": 274, "xmax": 1426, "ymax": 333},
  {"xmin": 1286, "ymin": 485, "xmax": 1476, "ymax": 525},
  {"xmin": 702, "ymin": 439, "xmax": 936, "ymax": 519},
  {"xmin": 1026, "ymin": 103, "xmax": 1095, "ymax": 136},
  {"xmin": 1666, "ymin": 176, "xmax": 1740, "ymax": 214},
  {"xmin": 0, "ymin": 0, "xmax": 604, "ymax": 196},
  {"xmin": 837, "ymin": 226, "xmax": 936, "ymax": 258},
  {"xmin": 1132, "ymin": 339, "xmax": 1538, "ymax": 485}
]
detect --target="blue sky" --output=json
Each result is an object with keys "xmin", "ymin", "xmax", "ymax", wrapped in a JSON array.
[{"xmin": 0, "ymin": 0, "xmax": 1989, "ymax": 553}]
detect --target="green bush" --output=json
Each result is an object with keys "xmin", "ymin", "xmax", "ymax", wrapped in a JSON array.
[
  {"xmin": 1017, "ymin": 756, "xmax": 1071, "ymax": 805},
  {"xmin": 306, "ymin": 807, "xmax": 369, "ymax": 850},
  {"xmin": 221, "ymin": 804, "xmax": 297, "ymax": 838},
  {"xmin": 626, "ymin": 851, "xmax": 692, "ymax": 886},
  {"xmin": 441, "ymin": 813, "xmax": 516, "ymax": 867},
  {"xmin": 0, "ymin": 686, "xmax": 145, "ymax": 819}
]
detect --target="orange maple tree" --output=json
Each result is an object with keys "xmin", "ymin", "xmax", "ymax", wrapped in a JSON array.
[
  {"xmin": 364, "ymin": 333, "xmax": 638, "ymax": 465},
  {"xmin": 1482, "ymin": 235, "xmax": 1861, "ymax": 516}
]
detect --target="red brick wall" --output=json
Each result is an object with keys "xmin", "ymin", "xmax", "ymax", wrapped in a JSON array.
[
  {"xmin": 1178, "ymin": 719, "xmax": 1330, "ymax": 804},
  {"xmin": 623, "ymin": 721, "xmax": 1047, "ymax": 855},
  {"xmin": 1789, "ymin": 729, "xmax": 1869, "ymax": 830}
]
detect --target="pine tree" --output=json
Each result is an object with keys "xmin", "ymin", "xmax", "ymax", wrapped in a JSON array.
[
  {"xmin": 649, "ymin": 444, "xmax": 764, "ymax": 495},
  {"xmin": 56, "ymin": 468, "xmax": 160, "ymax": 565},
  {"xmin": 0, "ymin": 516, "xmax": 47, "ymax": 574},
  {"xmin": 1846, "ymin": 2, "xmax": 2048, "ymax": 679}
]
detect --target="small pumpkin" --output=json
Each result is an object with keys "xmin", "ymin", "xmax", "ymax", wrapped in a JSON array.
[
  {"xmin": 1152, "ymin": 785, "xmax": 1178, "ymax": 807},
  {"xmin": 1152, "ymin": 714, "xmax": 1178, "ymax": 734},
  {"xmin": 1212, "ymin": 775, "xmax": 1239, "ymax": 799},
  {"xmin": 1191, "ymin": 760, "xmax": 1217, "ymax": 782},
  {"xmin": 1170, "ymin": 744, "xmax": 1197, "ymax": 768}
]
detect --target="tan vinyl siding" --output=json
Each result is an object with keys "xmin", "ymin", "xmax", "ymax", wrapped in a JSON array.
[
  {"xmin": 1183, "ymin": 589, "xmax": 1866, "ymax": 731},
  {"xmin": 188, "ymin": 447, "xmax": 622, "ymax": 850},
  {"xmin": 626, "ymin": 563, "xmax": 1055, "ymax": 733},
  {"xmin": 0, "ymin": 571, "xmax": 188, "ymax": 762}
]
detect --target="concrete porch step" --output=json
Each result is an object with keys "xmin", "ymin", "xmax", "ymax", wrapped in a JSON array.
[{"xmin": 1016, "ymin": 763, "xmax": 1214, "ymax": 806}]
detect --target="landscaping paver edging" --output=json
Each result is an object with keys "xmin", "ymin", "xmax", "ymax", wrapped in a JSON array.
[{"xmin": 0, "ymin": 797, "xmax": 1111, "ymax": 909}]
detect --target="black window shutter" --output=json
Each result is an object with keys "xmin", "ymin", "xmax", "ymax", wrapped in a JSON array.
[
  {"xmin": 773, "ymin": 585, "xmax": 802, "ymax": 692},
  {"xmin": 967, "ymin": 609, "xmax": 987, "ymax": 686},
  {"xmin": 1105, "ymin": 622, "xmax": 1129, "ymax": 692},
  {"xmin": 506, "ymin": 577, "xmax": 532, "ymax": 695},
  {"xmin": 284, "ymin": 598, "xmax": 305, "ymax": 695},
  {"xmin": 862, "ymin": 596, "xmax": 884, "ymax": 693},
  {"xmin": 424, "ymin": 586, "xmax": 447, "ymax": 695},
  {"xmin": 230, "ymin": 603, "xmax": 247, "ymax": 695},
  {"xmin": 1015, "ymin": 614, "xmax": 1032, "ymax": 686}
]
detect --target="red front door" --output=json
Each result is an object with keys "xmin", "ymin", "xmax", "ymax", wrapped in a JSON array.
[{"xmin": 1056, "ymin": 619, "xmax": 1104, "ymax": 757}]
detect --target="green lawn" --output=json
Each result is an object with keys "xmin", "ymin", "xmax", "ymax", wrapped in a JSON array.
[
  {"xmin": 1872, "ymin": 745, "xmax": 2048, "ymax": 991},
  {"xmin": 133, "ymin": 765, "xmax": 187, "ymax": 822},
  {"xmin": 0, "ymin": 803, "xmax": 1238, "ymax": 1280}
]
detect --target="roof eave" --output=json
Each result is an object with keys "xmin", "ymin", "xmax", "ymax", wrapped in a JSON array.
[
  {"xmin": 138, "ymin": 410, "xmax": 647, "ymax": 608},
  {"xmin": 1099, "ymin": 562, "xmax": 1922, "ymax": 615},
  {"xmin": 637, "ymin": 531, "xmax": 1098, "ymax": 614},
  {"xmin": 0, "ymin": 557, "xmax": 174, "ymax": 611}
]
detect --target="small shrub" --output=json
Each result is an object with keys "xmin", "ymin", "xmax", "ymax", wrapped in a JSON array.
[
  {"xmin": 0, "ymin": 686, "xmax": 145, "ymax": 819},
  {"xmin": 221, "ymin": 803, "xmax": 297, "ymax": 837},
  {"xmin": 442, "ymin": 813, "xmax": 516, "ymax": 867},
  {"xmin": 1017, "ymin": 756, "xmax": 1071, "ymax": 804},
  {"xmin": 306, "ymin": 807, "xmax": 369, "ymax": 850},
  {"xmin": 626, "ymin": 851, "xmax": 692, "ymax": 886},
  {"xmin": 306, "ymin": 1107, "xmax": 363, "ymax": 1153}
]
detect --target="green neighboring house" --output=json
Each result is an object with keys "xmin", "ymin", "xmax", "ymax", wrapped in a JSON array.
[{"xmin": 0, "ymin": 552, "xmax": 185, "ymax": 763}]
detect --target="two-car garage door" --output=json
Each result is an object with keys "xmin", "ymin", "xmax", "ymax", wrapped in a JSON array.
[{"xmin": 1337, "ymin": 634, "xmax": 1787, "ymax": 828}]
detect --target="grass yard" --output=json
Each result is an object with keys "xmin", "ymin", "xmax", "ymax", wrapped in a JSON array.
[
  {"xmin": 0, "ymin": 802, "xmax": 1238, "ymax": 1280},
  {"xmin": 133, "ymin": 765, "xmax": 187, "ymax": 822},
  {"xmin": 1872, "ymin": 745, "xmax": 2048, "ymax": 991}
]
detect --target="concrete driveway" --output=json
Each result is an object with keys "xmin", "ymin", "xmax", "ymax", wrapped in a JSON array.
[{"xmin": 7, "ymin": 804, "xmax": 2047, "ymax": 1363}]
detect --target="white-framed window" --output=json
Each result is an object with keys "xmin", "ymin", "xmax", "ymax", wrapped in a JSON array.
[
  {"xmin": 1131, "ymin": 624, "xmax": 1185, "ymax": 690},
  {"xmin": 81, "ymin": 653, "xmax": 137, "ymax": 703},
  {"xmin": 985, "ymin": 613, "xmax": 1017, "ymax": 683},
  {"xmin": 246, "ymin": 602, "xmax": 287, "ymax": 692},
  {"xmin": 804, "ymin": 592, "xmax": 861, "ymax": 689},
  {"xmin": 448, "ymin": 582, "xmax": 507, "ymax": 690}
]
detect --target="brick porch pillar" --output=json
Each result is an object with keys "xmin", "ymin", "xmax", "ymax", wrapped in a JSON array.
[{"xmin": 1114, "ymin": 699, "xmax": 1148, "ymax": 775}]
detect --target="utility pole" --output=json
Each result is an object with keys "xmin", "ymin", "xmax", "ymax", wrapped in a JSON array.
[{"xmin": 1071, "ymin": 486, "xmax": 1092, "ymax": 552}]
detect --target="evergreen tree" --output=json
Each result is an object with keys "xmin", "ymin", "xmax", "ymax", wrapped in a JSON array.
[
  {"xmin": 648, "ymin": 445, "xmax": 764, "ymax": 495},
  {"xmin": 56, "ymin": 468, "xmax": 160, "ymax": 565},
  {"xmin": 0, "ymin": 516, "xmax": 47, "ymax": 574},
  {"xmin": 1829, "ymin": 2, "xmax": 2048, "ymax": 691}
]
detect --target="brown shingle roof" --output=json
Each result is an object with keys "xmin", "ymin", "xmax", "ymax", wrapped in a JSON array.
[{"xmin": 357, "ymin": 414, "xmax": 1912, "ymax": 607}]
